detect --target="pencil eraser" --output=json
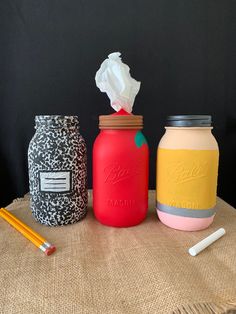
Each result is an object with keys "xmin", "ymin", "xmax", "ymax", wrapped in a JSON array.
[{"xmin": 45, "ymin": 245, "xmax": 56, "ymax": 256}]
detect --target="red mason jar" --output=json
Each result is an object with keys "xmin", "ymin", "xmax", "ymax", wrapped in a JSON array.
[{"xmin": 93, "ymin": 109, "xmax": 149, "ymax": 227}]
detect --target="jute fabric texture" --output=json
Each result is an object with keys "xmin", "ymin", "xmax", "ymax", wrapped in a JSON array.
[{"xmin": 0, "ymin": 191, "xmax": 236, "ymax": 314}]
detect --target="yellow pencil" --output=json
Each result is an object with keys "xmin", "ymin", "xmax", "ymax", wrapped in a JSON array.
[
  {"xmin": 0, "ymin": 208, "xmax": 56, "ymax": 255},
  {"xmin": 1, "ymin": 207, "xmax": 47, "ymax": 243}
]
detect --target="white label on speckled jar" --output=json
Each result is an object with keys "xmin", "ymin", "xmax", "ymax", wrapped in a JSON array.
[{"xmin": 39, "ymin": 171, "xmax": 71, "ymax": 193}]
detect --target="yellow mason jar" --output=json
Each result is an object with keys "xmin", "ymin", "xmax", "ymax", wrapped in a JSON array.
[{"xmin": 156, "ymin": 115, "xmax": 219, "ymax": 231}]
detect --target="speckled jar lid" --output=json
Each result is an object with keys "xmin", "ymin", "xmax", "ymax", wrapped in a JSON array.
[{"xmin": 35, "ymin": 115, "xmax": 79, "ymax": 129}]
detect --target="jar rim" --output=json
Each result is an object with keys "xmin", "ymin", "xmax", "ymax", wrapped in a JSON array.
[
  {"xmin": 166, "ymin": 115, "xmax": 212, "ymax": 127},
  {"xmin": 99, "ymin": 114, "xmax": 143, "ymax": 130},
  {"xmin": 35, "ymin": 115, "xmax": 79, "ymax": 129},
  {"xmin": 165, "ymin": 126, "xmax": 213, "ymax": 130}
]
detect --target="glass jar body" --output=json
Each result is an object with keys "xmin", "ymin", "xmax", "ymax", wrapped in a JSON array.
[
  {"xmin": 156, "ymin": 127, "xmax": 219, "ymax": 231},
  {"xmin": 28, "ymin": 116, "xmax": 87, "ymax": 226},
  {"xmin": 93, "ymin": 129, "xmax": 149, "ymax": 227}
]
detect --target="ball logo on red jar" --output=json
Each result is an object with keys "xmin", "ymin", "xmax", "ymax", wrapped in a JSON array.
[{"xmin": 104, "ymin": 163, "xmax": 140, "ymax": 185}]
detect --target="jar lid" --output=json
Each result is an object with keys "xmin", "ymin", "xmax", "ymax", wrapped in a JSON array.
[
  {"xmin": 99, "ymin": 110, "xmax": 143, "ymax": 129},
  {"xmin": 35, "ymin": 115, "xmax": 79, "ymax": 129},
  {"xmin": 166, "ymin": 115, "xmax": 212, "ymax": 127}
]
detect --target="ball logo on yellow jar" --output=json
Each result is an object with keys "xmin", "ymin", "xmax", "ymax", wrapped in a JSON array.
[
  {"xmin": 157, "ymin": 148, "xmax": 219, "ymax": 211},
  {"xmin": 166, "ymin": 160, "xmax": 208, "ymax": 185}
]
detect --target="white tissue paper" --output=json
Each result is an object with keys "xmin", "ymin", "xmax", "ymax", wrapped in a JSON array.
[{"xmin": 95, "ymin": 52, "xmax": 141, "ymax": 113}]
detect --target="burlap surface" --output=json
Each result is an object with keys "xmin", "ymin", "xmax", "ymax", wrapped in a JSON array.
[{"xmin": 0, "ymin": 191, "xmax": 236, "ymax": 314}]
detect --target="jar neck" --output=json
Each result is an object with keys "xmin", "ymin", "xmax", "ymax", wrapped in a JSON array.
[
  {"xmin": 36, "ymin": 126, "xmax": 79, "ymax": 131},
  {"xmin": 165, "ymin": 126, "xmax": 213, "ymax": 132},
  {"xmin": 100, "ymin": 129, "xmax": 140, "ymax": 133},
  {"xmin": 35, "ymin": 115, "xmax": 79, "ymax": 130}
]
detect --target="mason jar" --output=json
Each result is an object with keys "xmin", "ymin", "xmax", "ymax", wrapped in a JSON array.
[
  {"xmin": 28, "ymin": 115, "xmax": 87, "ymax": 226},
  {"xmin": 93, "ymin": 110, "xmax": 149, "ymax": 227},
  {"xmin": 156, "ymin": 115, "xmax": 219, "ymax": 231}
]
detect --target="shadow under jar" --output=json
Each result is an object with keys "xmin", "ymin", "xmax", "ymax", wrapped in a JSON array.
[{"xmin": 28, "ymin": 115, "xmax": 87, "ymax": 226}]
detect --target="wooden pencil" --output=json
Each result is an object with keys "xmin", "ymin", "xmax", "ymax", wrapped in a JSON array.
[
  {"xmin": 0, "ymin": 208, "xmax": 56, "ymax": 255},
  {"xmin": 1, "ymin": 207, "xmax": 47, "ymax": 243}
]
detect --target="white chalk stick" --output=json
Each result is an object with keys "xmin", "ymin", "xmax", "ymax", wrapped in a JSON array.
[{"xmin": 188, "ymin": 228, "xmax": 226, "ymax": 256}]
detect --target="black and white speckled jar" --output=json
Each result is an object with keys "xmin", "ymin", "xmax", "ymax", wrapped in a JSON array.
[{"xmin": 28, "ymin": 115, "xmax": 88, "ymax": 226}]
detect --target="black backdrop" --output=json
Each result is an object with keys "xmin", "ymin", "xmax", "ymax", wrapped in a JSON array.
[{"xmin": 0, "ymin": 1, "xmax": 236, "ymax": 207}]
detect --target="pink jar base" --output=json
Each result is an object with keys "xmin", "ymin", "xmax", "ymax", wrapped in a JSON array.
[{"xmin": 157, "ymin": 209, "xmax": 215, "ymax": 231}]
